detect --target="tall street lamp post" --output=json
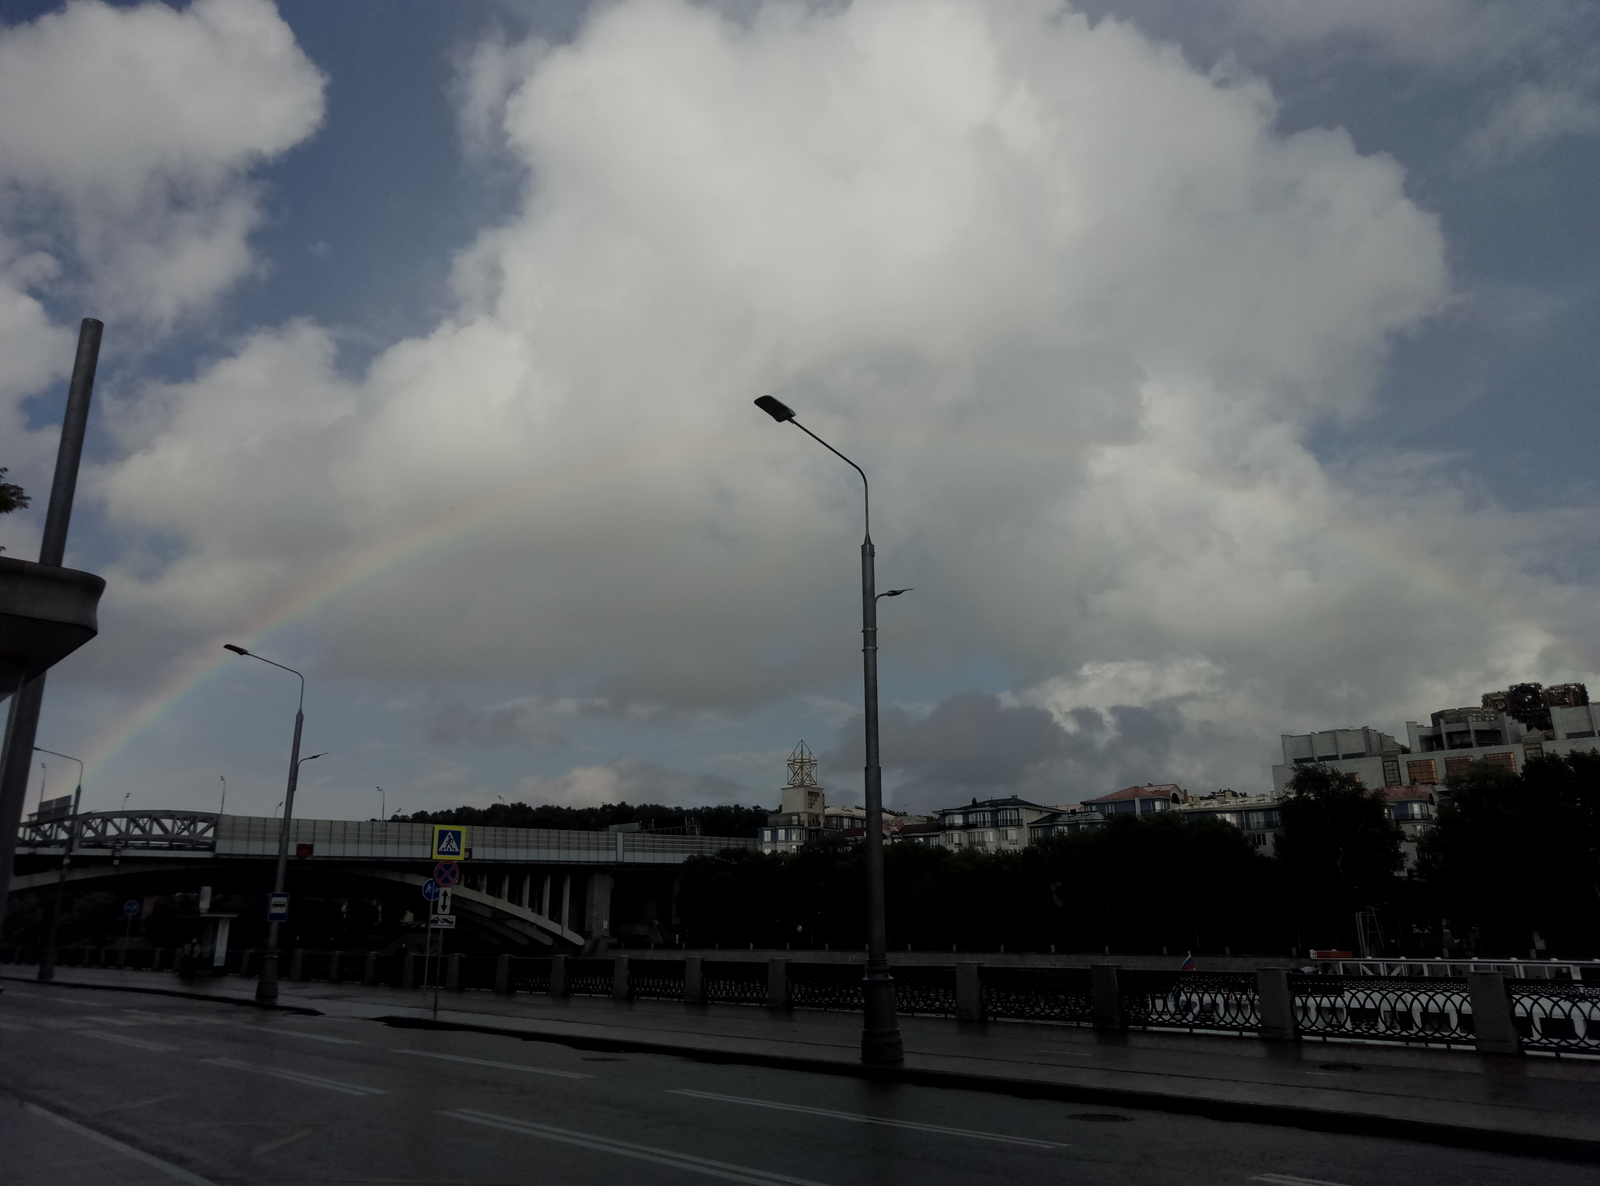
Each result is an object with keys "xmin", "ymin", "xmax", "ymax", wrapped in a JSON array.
[
  {"xmin": 33, "ymin": 746, "xmax": 82, "ymax": 983},
  {"xmin": 754, "ymin": 394, "xmax": 908, "ymax": 1066},
  {"xmin": 222, "ymin": 644, "xmax": 322, "ymax": 1004}
]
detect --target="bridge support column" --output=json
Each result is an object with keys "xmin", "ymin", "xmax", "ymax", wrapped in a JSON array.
[
  {"xmin": 586, "ymin": 872, "xmax": 613, "ymax": 943},
  {"xmin": 613, "ymin": 956, "xmax": 631, "ymax": 1000},
  {"xmin": 446, "ymin": 953, "xmax": 461, "ymax": 991},
  {"xmin": 684, "ymin": 957, "xmax": 704, "ymax": 1004},
  {"xmin": 402, "ymin": 952, "xmax": 417, "ymax": 989},
  {"xmin": 495, "ymin": 953, "xmax": 512, "ymax": 995},
  {"xmin": 1091, "ymin": 964, "xmax": 1122, "ymax": 1030},
  {"xmin": 549, "ymin": 954, "xmax": 567, "ymax": 997},
  {"xmin": 1257, "ymin": 968, "xmax": 1296, "ymax": 1041},
  {"xmin": 955, "ymin": 962, "xmax": 982, "ymax": 1021}
]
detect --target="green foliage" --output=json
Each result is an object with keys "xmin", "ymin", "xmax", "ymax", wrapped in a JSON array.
[
  {"xmin": 1419, "ymin": 752, "xmax": 1600, "ymax": 956},
  {"xmin": 1277, "ymin": 765, "xmax": 1403, "ymax": 945},
  {"xmin": 401, "ymin": 800, "xmax": 767, "ymax": 838},
  {"xmin": 678, "ymin": 812, "xmax": 1285, "ymax": 953},
  {"xmin": 0, "ymin": 467, "xmax": 27, "ymax": 515}
]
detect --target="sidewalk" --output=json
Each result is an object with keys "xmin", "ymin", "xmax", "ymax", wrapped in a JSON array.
[{"xmin": 6, "ymin": 965, "xmax": 1597, "ymax": 1161}]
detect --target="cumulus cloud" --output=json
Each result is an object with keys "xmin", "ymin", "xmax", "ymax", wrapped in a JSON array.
[
  {"xmin": 0, "ymin": 0, "xmax": 325, "ymax": 326},
  {"xmin": 513, "ymin": 756, "xmax": 752, "ymax": 808},
  {"xmin": 76, "ymin": 0, "xmax": 1600, "ymax": 795}
]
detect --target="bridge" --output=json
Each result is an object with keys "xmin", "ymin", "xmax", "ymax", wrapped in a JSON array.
[{"xmin": 11, "ymin": 811, "xmax": 755, "ymax": 951}]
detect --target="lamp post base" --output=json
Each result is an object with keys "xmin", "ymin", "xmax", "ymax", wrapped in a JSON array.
[
  {"xmin": 255, "ymin": 952, "xmax": 280, "ymax": 1004},
  {"xmin": 36, "ymin": 954, "xmax": 55, "ymax": 983},
  {"xmin": 860, "ymin": 973, "xmax": 904, "ymax": 1065}
]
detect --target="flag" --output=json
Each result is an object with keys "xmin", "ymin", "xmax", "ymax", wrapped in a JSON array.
[{"xmin": 1181, "ymin": 952, "xmax": 1196, "ymax": 971}]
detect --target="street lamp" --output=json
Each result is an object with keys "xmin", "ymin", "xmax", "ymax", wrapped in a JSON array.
[
  {"xmin": 218, "ymin": 774, "xmax": 226, "ymax": 816},
  {"xmin": 375, "ymin": 785, "xmax": 385, "ymax": 823},
  {"xmin": 33, "ymin": 746, "xmax": 82, "ymax": 984},
  {"xmin": 223, "ymin": 643, "xmax": 311, "ymax": 1004},
  {"xmin": 753, "ymin": 393, "xmax": 905, "ymax": 1066}
]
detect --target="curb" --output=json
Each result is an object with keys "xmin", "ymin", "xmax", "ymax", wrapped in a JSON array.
[
  {"xmin": 0, "ymin": 973, "xmax": 322, "ymax": 1015},
  {"xmin": 376, "ymin": 1014, "xmax": 1600, "ymax": 1166}
]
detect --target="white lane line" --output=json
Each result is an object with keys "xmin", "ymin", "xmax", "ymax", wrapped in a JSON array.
[
  {"xmin": 215, "ymin": 1021, "xmax": 357, "ymax": 1045},
  {"xmin": 23, "ymin": 1101, "xmax": 219, "ymax": 1186},
  {"xmin": 79, "ymin": 1029, "xmax": 179, "ymax": 1052},
  {"xmin": 442, "ymin": 1109, "xmax": 831, "ymax": 1186},
  {"xmin": 392, "ymin": 1048, "xmax": 591, "ymax": 1078},
  {"xmin": 201, "ymin": 1057, "xmax": 385, "ymax": 1097},
  {"xmin": 248, "ymin": 1128, "xmax": 315, "ymax": 1159},
  {"xmin": 1252, "ymin": 1175, "xmax": 1353, "ymax": 1186},
  {"xmin": 668, "ymin": 1088, "xmax": 1068, "ymax": 1150}
]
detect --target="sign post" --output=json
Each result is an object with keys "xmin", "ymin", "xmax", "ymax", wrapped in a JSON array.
[{"xmin": 267, "ymin": 892, "xmax": 289, "ymax": 923}]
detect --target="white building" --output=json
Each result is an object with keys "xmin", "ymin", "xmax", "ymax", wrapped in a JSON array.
[{"xmin": 1272, "ymin": 727, "xmax": 1407, "ymax": 794}]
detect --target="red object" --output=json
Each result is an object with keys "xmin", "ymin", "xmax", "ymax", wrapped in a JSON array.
[
  {"xmin": 295, "ymin": 843, "xmax": 313, "ymax": 859},
  {"xmin": 1311, "ymin": 949, "xmax": 1353, "ymax": 959},
  {"xmin": 434, "ymin": 861, "xmax": 461, "ymax": 887}
]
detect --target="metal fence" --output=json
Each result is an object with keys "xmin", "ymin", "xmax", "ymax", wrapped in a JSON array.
[
  {"xmin": 564, "ymin": 957, "xmax": 615, "ymax": 996},
  {"xmin": 1290, "ymin": 974, "xmax": 1474, "ymax": 1046},
  {"xmin": 1122, "ymin": 970, "xmax": 1261, "ymax": 1034},
  {"xmin": 510, "ymin": 956, "xmax": 552, "ymax": 994},
  {"xmin": 979, "ymin": 966, "xmax": 1093, "ymax": 1023},
  {"xmin": 788, "ymin": 962, "xmax": 862, "ymax": 1011},
  {"xmin": 892, "ymin": 965, "xmax": 958, "ymax": 1017},
  {"xmin": 628, "ymin": 960, "xmax": 684, "ymax": 1000},
  {"xmin": 1510, "ymin": 979, "xmax": 1600, "ymax": 1053},
  {"xmin": 703, "ymin": 960, "xmax": 767, "ymax": 1005}
]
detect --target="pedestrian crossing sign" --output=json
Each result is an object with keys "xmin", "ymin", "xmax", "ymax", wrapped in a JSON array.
[{"xmin": 431, "ymin": 825, "xmax": 466, "ymax": 860}]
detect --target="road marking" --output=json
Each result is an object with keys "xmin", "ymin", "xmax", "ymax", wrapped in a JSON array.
[
  {"xmin": 80, "ymin": 1029, "xmax": 179, "ymax": 1052},
  {"xmin": 668, "ymin": 1089, "xmax": 1068, "ymax": 1149},
  {"xmin": 201, "ymin": 1057, "xmax": 385, "ymax": 1097},
  {"xmin": 24, "ymin": 1101, "xmax": 220, "ymax": 1186},
  {"xmin": 1252, "ymin": 1176, "xmax": 1353, "ymax": 1186},
  {"xmin": 215, "ymin": 1021, "xmax": 357, "ymax": 1044},
  {"xmin": 442, "ymin": 1109, "xmax": 832, "ymax": 1186},
  {"xmin": 248, "ymin": 1128, "xmax": 315, "ymax": 1159},
  {"xmin": 393, "ymin": 1049, "xmax": 591, "ymax": 1078}
]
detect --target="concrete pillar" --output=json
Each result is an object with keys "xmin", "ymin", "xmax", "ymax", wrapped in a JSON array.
[
  {"xmin": 542, "ymin": 873, "xmax": 552, "ymax": 917},
  {"xmin": 683, "ymin": 956, "xmax": 704, "ymax": 1004},
  {"xmin": 549, "ymin": 954, "xmax": 568, "ymax": 997},
  {"xmin": 586, "ymin": 872, "xmax": 614, "ymax": 940},
  {"xmin": 290, "ymin": 949, "xmax": 305, "ymax": 981},
  {"xmin": 1469, "ymin": 971, "xmax": 1520, "ymax": 1055},
  {"xmin": 955, "ymin": 962, "xmax": 983, "ymax": 1021},
  {"xmin": 402, "ymin": 952, "xmax": 416, "ymax": 989},
  {"xmin": 363, "ymin": 951, "xmax": 378, "ymax": 986},
  {"xmin": 446, "ymin": 952, "xmax": 461, "ymax": 991},
  {"xmin": 613, "ymin": 956, "xmax": 631, "ymax": 1000},
  {"xmin": 1257, "ymin": 968, "xmax": 1296, "ymax": 1041},
  {"xmin": 767, "ymin": 958, "xmax": 790, "ymax": 1009},
  {"xmin": 561, "ymin": 875, "xmax": 571, "ymax": 930},
  {"xmin": 328, "ymin": 951, "xmax": 342, "ymax": 984},
  {"xmin": 495, "ymin": 953, "xmax": 512, "ymax": 996},
  {"xmin": 1091, "ymin": 964, "xmax": 1122, "ymax": 1030}
]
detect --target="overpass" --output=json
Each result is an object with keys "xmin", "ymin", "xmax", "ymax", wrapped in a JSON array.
[{"xmin": 11, "ymin": 812, "xmax": 756, "ymax": 951}]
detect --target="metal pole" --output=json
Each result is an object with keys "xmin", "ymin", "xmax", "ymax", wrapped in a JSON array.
[
  {"xmin": 0, "ymin": 319, "xmax": 103, "ymax": 941},
  {"xmin": 35, "ymin": 749, "xmax": 83, "ymax": 983},
  {"xmin": 257, "ymin": 704, "xmax": 303, "ymax": 1003}
]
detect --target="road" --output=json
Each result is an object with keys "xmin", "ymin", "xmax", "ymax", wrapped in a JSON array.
[{"xmin": 0, "ymin": 982, "xmax": 1586, "ymax": 1185}]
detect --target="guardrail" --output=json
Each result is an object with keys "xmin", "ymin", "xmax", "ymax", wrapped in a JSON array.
[{"xmin": 3, "ymin": 947, "xmax": 1595, "ymax": 1057}]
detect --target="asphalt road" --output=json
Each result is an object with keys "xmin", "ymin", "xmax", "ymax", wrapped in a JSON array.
[{"xmin": 0, "ymin": 982, "xmax": 1586, "ymax": 1186}]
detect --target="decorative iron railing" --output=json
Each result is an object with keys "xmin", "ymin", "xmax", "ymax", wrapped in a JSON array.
[
  {"xmin": 565, "ymin": 957, "xmax": 615, "ymax": 996},
  {"xmin": 703, "ymin": 960, "xmax": 767, "ymax": 1005},
  {"xmin": 1290, "ymin": 974, "xmax": 1473, "ymax": 1046},
  {"xmin": 789, "ymin": 962, "xmax": 863, "ymax": 1011},
  {"xmin": 628, "ymin": 960, "xmax": 685, "ymax": 1000},
  {"xmin": 893, "ymin": 965, "xmax": 958, "ymax": 1016},
  {"xmin": 1120, "ymin": 971, "xmax": 1259, "ymax": 1033},
  {"xmin": 458, "ymin": 956, "xmax": 498, "ymax": 991},
  {"xmin": 510, "ymin": 956, "xmax": 552, "ymax": 993},
  {"xmin": 1510, "ymin": 979, "xmax": 1600, "ymax": 1053},
  {"xmin": 979, "ymin": 966, "xmax": 1094, "ymax": 1023}
]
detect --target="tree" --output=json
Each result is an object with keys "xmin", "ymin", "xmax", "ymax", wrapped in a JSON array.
[
  {"xmin": 1276, "ymin": 765, "xmax": 1403, "ymax": 947},
  {"xmin": 0, "ymin": 466, "xmax": 28, "ymax": 553},
  {"xmin": 1419, "ymin": 753, "xmax": 1600, "ymax": 957}
]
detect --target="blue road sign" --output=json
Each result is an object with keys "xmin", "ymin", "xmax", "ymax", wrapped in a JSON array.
[
  {"xmin": 267, "ymin": 892, "xmax": 289, "ymax": 923},
  {"xmin": 123, "ymin": 899, "xmax": 139, "ymax": 916},
  {"xmin": 433, "ymin": 862, "xmax": 461, "ymax": 887},
  {"xmin": 421, "ymin": 878, "xmax": 440, "ymax": 901}
]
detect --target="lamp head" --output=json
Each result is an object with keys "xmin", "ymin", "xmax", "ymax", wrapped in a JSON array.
[
  {"xmin": 882, "ymin": 588, "xmax": 912, "ymax": 598},
  {"xmin": 223, "ymin": 644, "xmax": 248, "ymax": 656},
  {"xmin": 302, "ymin": 752, "xmax": 327, "ymax": 763},
  {"xmin": 754, "ymin": 395, "xmax": 796, "ymax": 423}
]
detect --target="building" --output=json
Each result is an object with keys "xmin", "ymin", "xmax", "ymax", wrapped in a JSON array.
[
  {"xmin": 1272, "ymin": 727, "xmax": 1408, "ymax": 794},
  {"xmin": 759, "ymin": 741, "xmax": 827, "ymax": 853},
  {"xmin": 1383, "ymin": 783, "xmax": 1437, "ymax": 869},
  {"xmin": 1401, "ymin": 683, "xmax": 1600, "ymax": 784},
  {"xmin": 910, "ymin": 796, "xmax": 1060, "ymax": 852},
  {"xmin": 1026, "ymin": 785, "xmax": 1190, "ymax": 843},
  {"xmin": 1173, "ymin": 789, "xmax": 1283, "ymax": 853}
]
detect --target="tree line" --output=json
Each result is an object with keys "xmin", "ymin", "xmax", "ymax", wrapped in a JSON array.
[
  {"xmin": 677, "ymin": 754, "xmax": 1600, "ymax": 959},
  {"xmin": 400, "ymin": 800, "xmax": 768, "ymax": 838}
]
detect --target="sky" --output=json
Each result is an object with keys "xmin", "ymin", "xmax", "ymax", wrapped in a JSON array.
[{"xmin": 1, "ymin": 0, "xmax": 1597, "ymax": 821}]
